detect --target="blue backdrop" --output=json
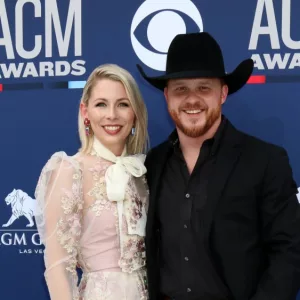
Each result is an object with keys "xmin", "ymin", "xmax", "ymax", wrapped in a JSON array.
[{"xmin": 1, "ymin": 0, "xmax": 300, "ymax": 299}]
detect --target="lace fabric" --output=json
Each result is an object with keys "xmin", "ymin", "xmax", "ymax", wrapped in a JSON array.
[
  {"xmin": 34, "ymin": 145, "xmax": 149, "ymax": 300},
  {"xmin": 79, "ymin": 268, "xmax": 148, "ymax": 300}
]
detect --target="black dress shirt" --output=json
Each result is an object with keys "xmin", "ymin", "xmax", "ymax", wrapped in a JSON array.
[{"xmin": 157, "ymin": 117, "xmax": 229, "ymax": 300}]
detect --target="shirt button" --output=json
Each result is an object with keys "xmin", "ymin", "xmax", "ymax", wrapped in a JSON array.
[
  {"xmin": 184, "ymin": 224, "xmax": 188, "ymax": 229},
  {"xmin": 187, "ymin": 288, "xmax": 191, "ymax": 292},
  {"xmin": 184, "ymin": 256, "xmax": 189, "ymax": 261},
  {"xmin": 185, "ymin": 193, "xmax": 190, "ymax": 198}
]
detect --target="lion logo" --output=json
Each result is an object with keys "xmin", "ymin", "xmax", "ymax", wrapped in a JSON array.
[{"xmin": 2, "ymin": 189, "xmax": 36, "ymax": 228}]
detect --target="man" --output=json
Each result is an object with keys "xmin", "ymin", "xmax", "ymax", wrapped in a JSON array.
[{"xmin": 137, "ymin": 32, "xmax": 300, "ymax": 300}]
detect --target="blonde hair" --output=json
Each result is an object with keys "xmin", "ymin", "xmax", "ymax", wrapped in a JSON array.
[{"xmin": 78, "ymin": 64, "xmax": 149, "ymax": 155}]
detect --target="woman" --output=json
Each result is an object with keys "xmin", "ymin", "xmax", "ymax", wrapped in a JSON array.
[{"xmin": 34, "ymin": 64, "xmax": 149, "ymax": 299}]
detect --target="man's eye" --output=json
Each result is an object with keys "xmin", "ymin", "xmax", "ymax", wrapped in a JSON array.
[
  {"xmin": 200, "ymin": 86, "xmax": 209, "ymax": 91},
  {"xmin": 176, "ymin": 87, "xmax": 187, "ymax": 92}
]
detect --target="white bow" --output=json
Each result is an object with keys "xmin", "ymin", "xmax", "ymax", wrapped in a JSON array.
[
  {"xmin": 92, "ymin": 138, "xmax": 146, "ymax": 254},
  {"xmin": 105, "ymin": 155, "xmax": 146, "ymax": 201}
]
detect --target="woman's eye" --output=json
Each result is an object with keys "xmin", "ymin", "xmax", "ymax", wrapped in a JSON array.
[
  {"xmin": 118, "ymin": 102, "xmax": 129, "ymax": 107},
  {"xmin": 96, "ymin": 102, "xmax": 106, "ymax": 107}
]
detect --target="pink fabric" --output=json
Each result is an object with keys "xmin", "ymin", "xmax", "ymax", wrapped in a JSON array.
[{"xmin": 34, "ymin": 151, "xmax": 149, "ymax": 300}]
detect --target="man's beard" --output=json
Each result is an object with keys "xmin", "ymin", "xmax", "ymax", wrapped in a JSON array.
[{"xmin": 168, "ymin": 103, "xmax": 221, "ymax": 138}]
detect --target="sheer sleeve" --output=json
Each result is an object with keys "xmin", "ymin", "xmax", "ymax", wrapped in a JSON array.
[{"xmin": 34, "ymin": 152, "xmax": 83, "ymax": 300}]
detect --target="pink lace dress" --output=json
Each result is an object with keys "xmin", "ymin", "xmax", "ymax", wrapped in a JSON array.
[{"xmin": 34, "ymin": 144, "xmax": 149, "ymax": 300}]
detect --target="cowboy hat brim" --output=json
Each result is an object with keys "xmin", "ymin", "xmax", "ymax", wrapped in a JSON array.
[{"xmin": 137, "ymin": 59, "xmax": 254, "ymax": 95}]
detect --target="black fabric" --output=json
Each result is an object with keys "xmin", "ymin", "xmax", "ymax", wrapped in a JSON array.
[
  {"xmin": 158, "ymin": 119, "xmax": 228, "ymax": 299},
  {"xmin": 137, "ymin": 32, "xmax": 254, "ymax": 94},
  {"xmin": 145, "ymin": 119, "xmax": 300, "ymax": 300}
]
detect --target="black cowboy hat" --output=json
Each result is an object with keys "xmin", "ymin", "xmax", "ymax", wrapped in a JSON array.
[{"xmin": 137, "ymin": 32, "xmax": 254, "ymax": 95}]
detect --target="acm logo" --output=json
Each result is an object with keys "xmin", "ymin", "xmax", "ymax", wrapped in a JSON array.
[{"xmin": 0, "ymin": 0, "xmax": 85, "ymax": 79}]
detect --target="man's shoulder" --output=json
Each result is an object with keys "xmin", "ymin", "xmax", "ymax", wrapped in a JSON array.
[
  {"xmin": 229, "ymin": 126, "xmax": 292, "ymax": 179},
  {"xmin": 148, "ymin": 140, "xmax": 170, "ymax": 154},
  {"xmin": 145, "ymin": 140, "xmax": 170, "ymax": 165},
  {"xmin": 239, "ymin": 129, "xmax": 287, "ymax": 158}
]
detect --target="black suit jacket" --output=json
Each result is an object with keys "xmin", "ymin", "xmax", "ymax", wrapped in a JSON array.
[{"xmin": 145, "ymin": 121, "xmax": 300, "ymax": 300}]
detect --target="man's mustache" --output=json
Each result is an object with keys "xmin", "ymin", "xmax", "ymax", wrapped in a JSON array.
[{"xmin": 179, "ymin": 102, "xmax": 207, "ymax": 110}]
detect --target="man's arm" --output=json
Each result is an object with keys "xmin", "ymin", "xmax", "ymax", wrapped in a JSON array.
[{"xmin": 251, "ymin": 146, "xmax": 300, "ymax": 300}]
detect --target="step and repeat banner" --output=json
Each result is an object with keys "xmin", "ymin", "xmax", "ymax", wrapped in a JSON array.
[{"xmin": 1, "ymin": 0, "xmax": 300, "ymax": 299}]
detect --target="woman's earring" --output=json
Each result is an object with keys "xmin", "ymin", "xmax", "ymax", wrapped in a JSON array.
[
  {"xmin": 84, "ymin": 118, "xmax": 91, "ymax": 136},
  {"xmin": 131, "ymin": 127, "xmax": 136, "ymax": 136}
]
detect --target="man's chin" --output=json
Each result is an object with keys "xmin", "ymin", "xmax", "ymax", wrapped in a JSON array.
[{"xmin": 177, "ymin": 124, "xmax": 207, "ymax": 138}]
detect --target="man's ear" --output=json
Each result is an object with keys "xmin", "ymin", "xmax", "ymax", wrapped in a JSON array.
[{"xmin": 221, "ymin": 84, "xmax": 228, "ymax": 105}]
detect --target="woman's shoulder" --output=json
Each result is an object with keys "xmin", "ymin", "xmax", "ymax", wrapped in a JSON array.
[{"xmin": 41, "ymin": 151, "xmax": 83, "ymax": 174}]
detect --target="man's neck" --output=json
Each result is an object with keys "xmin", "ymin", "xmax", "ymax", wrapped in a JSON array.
[{"xmin": 178, "ymin": 116, "xmax": 222, "ymax": 156}]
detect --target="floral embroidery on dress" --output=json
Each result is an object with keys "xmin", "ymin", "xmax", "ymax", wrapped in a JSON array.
[
  {"xmin": 56, "ymin": 166, "xmax": 83, "ymax": 276},
  {"xmin": 35, "ymin": 150, "xmax": 149, "ymax": 300},
  {"xmin": 132, "ymin": 194, "xmax": 143, "ymax": 222},
  {"xmin": 118, "ymin": 181, "xmax": 147, "ymax": 273},
  {"xmin": 79, "ymin": 269, "xmax": 148, "ymax": 300},
  {"xmin": 119, "ymin": 235, "xmax": 146, "ymax": 273},
  {"xmin": 137, "ymin": 269, "xmax": 148, "ymax": 299},
  {"xmin": 79, "ymin": 272, "xmax": 112, "ymax": 300},
  {"xmin": 125, "ymin": 177, "xmax": 149, "ymax": 230},
  {"xmin": 34, "ymin": 152, "xmax": 85, "ymax": 300},
  {"xmin": 89, "ymin": 160, "xmax": 112, "ymax": 176},
  {"xmin": 85, "ymin": 158, "xmax": 148, "ymax": 273},
  {"xmin": 87, "ymin": 166, "xmax": 117, "ymax": 217}
]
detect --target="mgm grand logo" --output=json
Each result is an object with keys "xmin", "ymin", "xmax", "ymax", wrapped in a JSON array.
[{"xmin": 0, "ymin": 189, "xmax": 44, "ymax": 254}]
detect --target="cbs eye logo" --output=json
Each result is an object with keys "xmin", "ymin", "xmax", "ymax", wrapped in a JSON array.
[{"xmin": 130, "ymin": 0, "xmax": 203, "ymax": 71}]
